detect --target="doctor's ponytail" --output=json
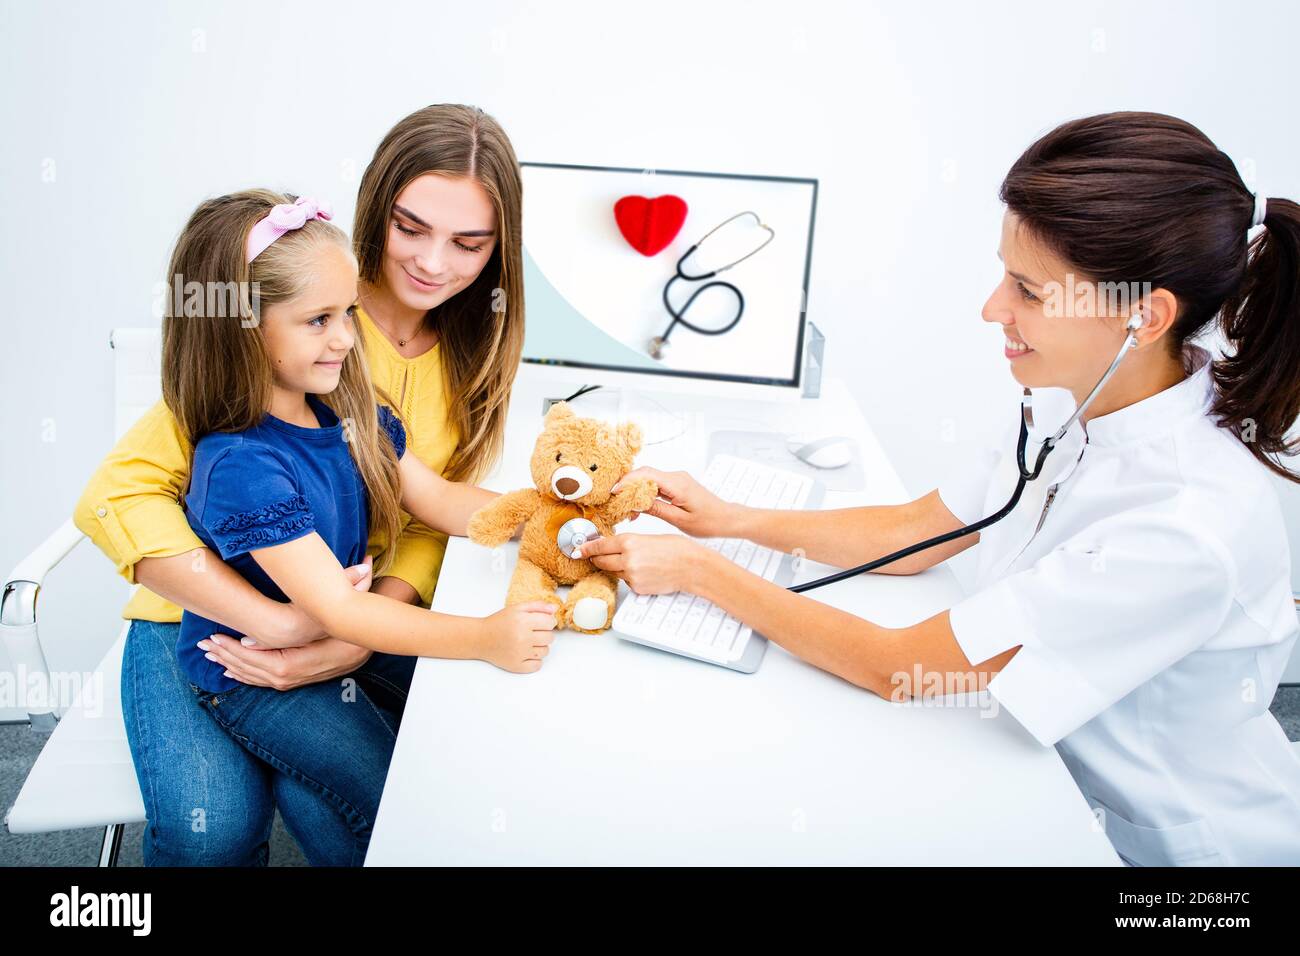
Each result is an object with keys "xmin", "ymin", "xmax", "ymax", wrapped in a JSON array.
[
  {"xmin": 1214, "ymin": 196, "xmax": 1300, "ymax": 481},
  {"xmin": 1000, "ymin": 111, "xmax": 1300, "ymax": 483}
]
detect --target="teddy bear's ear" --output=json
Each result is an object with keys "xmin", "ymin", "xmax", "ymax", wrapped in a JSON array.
[
  {"xmin": 618, "ymin": 421, "xmax": 643, "ymax": 457},
  {"xmin": 544, "ymin": 401, "xmax": 576, "ymax": 425}
]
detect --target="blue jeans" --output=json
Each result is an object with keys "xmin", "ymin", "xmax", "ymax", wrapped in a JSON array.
[{"xmin": 121, "ymin": 619, "xmax": 415, "ymax": 866}]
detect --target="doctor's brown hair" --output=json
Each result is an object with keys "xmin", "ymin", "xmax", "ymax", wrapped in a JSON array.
[
  {"xmin": 353, "ymin": 103, "xmax": 524, "ymax": 485},
  {"xmin": 1000, "ymin": 111, "xmax": 1300, "ymax": 482}
]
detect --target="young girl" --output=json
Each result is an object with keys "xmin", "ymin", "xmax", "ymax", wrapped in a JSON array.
[
  {"xmin": 579, "ymin": 111, "xmax": 1300, "ymax": 866},
  {"xmin": 161, "ymin": 188, "xmax": 555, "ymax": 864}
]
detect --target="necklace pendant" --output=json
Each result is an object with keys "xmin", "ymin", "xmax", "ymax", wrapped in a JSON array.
[{"xmin": 399, "ymin": 338, "xmax": 407, "ymax": 346}]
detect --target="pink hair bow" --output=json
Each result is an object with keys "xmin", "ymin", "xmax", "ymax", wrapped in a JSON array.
[{"xmin": 246, "ymin": 196, "xmax": 334, "ymax": 263}]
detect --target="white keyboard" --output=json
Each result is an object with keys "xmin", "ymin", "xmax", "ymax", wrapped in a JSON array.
[{"xmin": 611, "ymin": 454, "xmax": 824, "ymax": 672}]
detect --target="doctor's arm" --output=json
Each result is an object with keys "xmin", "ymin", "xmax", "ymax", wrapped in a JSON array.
[
  {"xmin": 701, "ymin": 551, "xmax": 1020, "ymax": 696},
  {"xmin": 580, "ymin": 531, "xmax": 1018, "ymax": 697},
  {"xmin": 611, "ymin": 467, "xmax": 979, "ymax": 574}
]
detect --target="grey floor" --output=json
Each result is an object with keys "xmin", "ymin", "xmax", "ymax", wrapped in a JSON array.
[
  {"xmin": 3, "ymin": 686, "xmax": 1299, "ymax": 866},
  {"xmin": 0, "ymin": 719, "xmax": 309, "ymax": 867}
]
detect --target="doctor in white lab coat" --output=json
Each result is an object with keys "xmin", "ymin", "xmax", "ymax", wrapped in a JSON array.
[{"xmin": 576, "ymin": 111, "xmax": 1300, "ymax": 866}]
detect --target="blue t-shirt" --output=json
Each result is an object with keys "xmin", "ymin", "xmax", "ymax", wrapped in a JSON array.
[{"xmin": 177, "ymin": 395, "xmax": 406, "ymax": 693}]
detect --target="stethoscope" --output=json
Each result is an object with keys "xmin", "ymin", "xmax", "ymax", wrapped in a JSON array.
[
  {"xmin": 555, "ymin": 314, "xmax": 1141, "ymax": 576},
  {"xmin": 785, "ymin": 312, "xmax": 1145, "ymax": 594},
  {"xmin": 646, "ymin": 211, "xmax": 776, "ymax": 360}
]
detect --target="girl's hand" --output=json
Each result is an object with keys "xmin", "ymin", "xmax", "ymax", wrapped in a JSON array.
[
  {"xmin": 199, "ymin": 634, "xmax": 372, "ymax": 691},
  {"xmin": 576, "ymin": 533, "xmax": 709, "ymax": 596},
  {"xmin": 612, "ymin": 467, "xmax": 742, "ymax": 538},
  {"xmin": 476, "ymin": 601, "xmax": 559, "ymax": 674}
]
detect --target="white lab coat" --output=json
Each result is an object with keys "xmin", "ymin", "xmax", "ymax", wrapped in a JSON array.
[{"xmin": 938, "ymin": 342, "xmax": 1300, "ymax": 866}]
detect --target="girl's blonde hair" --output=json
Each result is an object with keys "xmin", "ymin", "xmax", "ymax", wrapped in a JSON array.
[
  {"xmin": 161, "ymin": 188, "xmax": 404, "ymax": 575},
  {"xmin": 354, "ymin": 104, "xmax": 525, "ymax": 484}
]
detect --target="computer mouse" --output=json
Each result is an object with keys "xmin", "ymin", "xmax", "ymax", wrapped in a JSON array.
[{"xmin": 789, "ymin": 435, "xmax": 854, "ymax": 469}]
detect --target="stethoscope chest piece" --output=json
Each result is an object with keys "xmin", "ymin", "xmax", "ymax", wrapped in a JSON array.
[{"xmin": 557, "ymin": 517, "xmax": 601, "ymax": 559}]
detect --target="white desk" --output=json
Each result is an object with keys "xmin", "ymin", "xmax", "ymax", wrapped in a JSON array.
[{"xmin": 366, "ymin": 367, "xmax": 1120, "ymax": 865}]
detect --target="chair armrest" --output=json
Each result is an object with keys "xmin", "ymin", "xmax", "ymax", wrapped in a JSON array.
[{"xmin": 1, "ymin": 518, "xmax": 87, "ymax": 730}]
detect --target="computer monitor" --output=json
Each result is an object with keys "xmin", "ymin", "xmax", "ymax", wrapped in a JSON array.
[{"xmin": 520, "ymin": 162, "xmax": 818, "ymax": 400}]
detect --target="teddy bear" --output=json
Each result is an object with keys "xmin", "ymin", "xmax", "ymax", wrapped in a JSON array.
[{"xmin": 466, "ymin": 401, "xmax": 659, "ymax": 634}]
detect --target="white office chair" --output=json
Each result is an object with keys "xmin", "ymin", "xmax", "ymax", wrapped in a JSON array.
[{"xmin": 2, "ymin": 329, "xmax": 162, "ymax": 865}]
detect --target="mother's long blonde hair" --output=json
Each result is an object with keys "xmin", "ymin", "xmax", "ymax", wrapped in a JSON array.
[
  {"xmin": 160, "ymin": 189, "xmax": 404, "ymax": 575},
  {"xmin": 354, "ymin": 104, "xmax": 525, "ymax": 484}
]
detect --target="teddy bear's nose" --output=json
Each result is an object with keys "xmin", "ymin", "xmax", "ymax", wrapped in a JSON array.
[{"xmin": 555, "ymin": 476, "xmax": 579, "ymax": 496}]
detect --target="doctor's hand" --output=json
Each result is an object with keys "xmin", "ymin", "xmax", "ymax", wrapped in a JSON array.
[
  {"xmin": 576, "ymin": 533, "xmax": 711, "ymax": 596},
  {"xmin": 611, "ymin": 467, "xmax": 743, "ymax": 538}
]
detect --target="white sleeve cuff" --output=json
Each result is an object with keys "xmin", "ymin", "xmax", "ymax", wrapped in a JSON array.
[
  {"xmin": 936, "ymin": 470, "xmax": 989, "ymax": 528},
  {"xmin": 949, "ymin": 579, "xmax": 1111, "ymax": 747}
]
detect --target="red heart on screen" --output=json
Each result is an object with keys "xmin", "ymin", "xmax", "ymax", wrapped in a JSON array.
[{"xmin": 613, "ymin": 194, "xmax": 688, "ymax": 256}]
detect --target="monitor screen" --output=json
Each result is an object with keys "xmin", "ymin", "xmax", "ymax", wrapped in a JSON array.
[{"xmin": 520, "ymin": 163, "xmax": 818, "ymax": 388}]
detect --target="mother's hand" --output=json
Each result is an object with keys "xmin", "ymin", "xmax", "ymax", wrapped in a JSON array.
[
  {"xmin": 575, "ymin": 532, "xmax": 710, "ymax": 596},
  {"xmin": 613, "ymin": 467, "xmax": 743, "ymax": 538},
  {"xmin": 197, "ymin": 556, "xmax": 379, "ymax": 689},
  {"xmin": 198, "ymin": 634, "xmax": 372, "ymax": 691}
]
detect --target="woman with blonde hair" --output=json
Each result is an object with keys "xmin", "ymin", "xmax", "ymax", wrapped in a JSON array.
[{"xmin": 74, "ymin": 105, "xmax": 528, "ymax": 865}]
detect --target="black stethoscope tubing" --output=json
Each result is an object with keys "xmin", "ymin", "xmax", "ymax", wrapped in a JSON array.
[
  {"xmin": 655, "ymin": 211, "xmax": 775, "ymax": 350},
  {"xmin": 787, "ymin": 411, "xmax": 1050, "ymax": 593},
  {"xmin": 661, "ymin": 271, "xmax": 746, "ymax": 341},
  {"xmin": 787, "ymin": 319, "xmax": 1142, "ymax": 594}
]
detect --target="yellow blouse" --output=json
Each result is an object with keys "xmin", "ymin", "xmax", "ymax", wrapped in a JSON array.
[{"xmin": 73, "ymin": 305, "xmax": 460, "ymax": 620}]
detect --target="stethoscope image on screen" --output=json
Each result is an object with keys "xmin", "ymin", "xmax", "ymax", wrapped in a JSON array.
[
  {"xmin": 785, "ymin": 311, "xmax": 1146, "ymax": 594},
  {"xmin": 645, "ymin": 211, "xmax": 776, "ymax": 360}
]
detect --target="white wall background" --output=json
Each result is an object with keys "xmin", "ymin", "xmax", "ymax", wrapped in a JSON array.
[{"xmin": 3, "ymin": 0, "xmax": 1299, "ymax": 710}]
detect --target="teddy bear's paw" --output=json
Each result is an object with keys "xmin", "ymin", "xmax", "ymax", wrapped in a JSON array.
[
  {"xmin": 569, "ymin": 596, "xmax": 612, "ymax": 633},
  {"xmin": 465, "ymin": 515, "xmax": 494, "ymax": 546},
  {"xmin": 468, "ymin": 525, "xmax": 509, "ymax": 550},
  {"xmin": 629, "ymin": 481, "xmax": 658, "ymax": 511}
]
